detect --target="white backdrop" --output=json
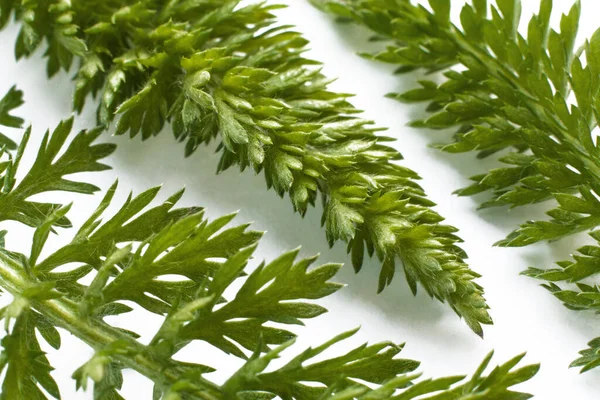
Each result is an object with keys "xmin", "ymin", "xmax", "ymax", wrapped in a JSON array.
[{"xmin": 0, "ymin": 0, "xmax": 599, "ymax": 398}]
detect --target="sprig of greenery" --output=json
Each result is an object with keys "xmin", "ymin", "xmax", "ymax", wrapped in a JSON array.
[
  {"xmin": 0, "ymin": 85, "xmax": 24, "ymax": 149},
  {"xmin": 0, "ymin": 87, "xmax": 114, "ymax": 230},
  {"xmin": 523, "ymin": 232, "xmax": 600, "ymax": 373},
  {"xmin": 312, "ymin": 0, "xmax": 600, "ymax": 370},
  {"xmin": 0, "ymin": 1, "xmax": 493, "ymax": 334},
  {"xmin": 0, "ymin": 94, "xmax": 539, "ymax": 399}
]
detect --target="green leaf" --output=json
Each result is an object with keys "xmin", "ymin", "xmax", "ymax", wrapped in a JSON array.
[
  {"xmin": 0, "ymin": 97, "xmax": 538, "ymax": 398},
  {"xmin": 429, "ymin": 0, "xmax": 451, "ymax": 26},
  {"xmin": 496, "ymin": 0, "xmax": 521, "ymax": 37},
  {"xmin": 36, "ymin": 185, "xmax": 203, "ymax": 275},
  {"xmin": 0, "ymin": 85, "xmax": 24, "ymax": 134},
  {"xmin": 313, "ymin": 0, "xmax": 600, "ymax": 371},
  {"xmin": 0, "ymin": 312, "xmax": 60, "ymax": 400},
  {"xmin": 223, "ymin": 332, "xmax": 536, "ymax": 399},
  {"xmin": 0, "ymin": 0, "xmax": 490, "ymax": 333},
  {"xmin": 0, "ymin": 117, "xmax": 115, "ymax": 229},
  {"xmin": 175, "ymin": 249, "xmax": 343, "ymax": 358}
]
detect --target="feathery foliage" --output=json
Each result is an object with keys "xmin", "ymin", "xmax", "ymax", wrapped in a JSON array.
[
  {"xmin": 313, "ymin": 0, "xmax": 600, "ymax": 370},
  {"xmin": 0, "ymin": 91, "xmax": 540, "ymax": 399},
  {"xmin": 0, "ymin": 1, "xmax": 492, "ymax": 334},
  {"xmin": 0, "ymin": 94, "xmax": 114, "ymax": 230},
  {"xmin": 0, "ymin": 85, "xmax": 24, "ymax": 149}
]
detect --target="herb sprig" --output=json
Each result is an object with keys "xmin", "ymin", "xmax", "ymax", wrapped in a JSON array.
[
  {"xmin": 0, "ymin": 0, "xmax": 492, "ymax": 334},
  {"xmin": 313, "ymin": 0, "xmax": 600, "ymax": 371},
  {"xmin": 0, "ymin": 88, "xmax": 539, "ymax": 399}
]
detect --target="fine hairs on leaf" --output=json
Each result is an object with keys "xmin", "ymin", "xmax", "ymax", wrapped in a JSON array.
[
  {"xmin": 313, "ymin": 0, "xmax": 600, "ymax": 371},
  {"xmin": 0, "ymin": 1, "xmax": 492, "ymax": 335},
  {"xmin": 0, "ymin": 89, "xmax": 540, "ymax": 399}
]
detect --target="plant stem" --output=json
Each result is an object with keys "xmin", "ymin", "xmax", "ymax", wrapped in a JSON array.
[{"xmin": 0, "ymin": 252, "xmax": 223, "ymax": 398}]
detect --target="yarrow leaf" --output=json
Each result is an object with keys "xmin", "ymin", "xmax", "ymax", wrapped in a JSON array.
[
  {"xmin": 0, "ymin": 87, "xmax": 539, "ymax": 398},
  {"xmin": 0, "ymin": 180, "xmax": 539, "ymax": 400},
  {"xmin": 0, "ymin": 0, "xmax": 493, "ymax": 334},
  {"xmin": 0, "ymin": 85, "xmax": 24, "ymax": 149},
  {"xmin": 313, "ymin": 0, "xmax": 600, "ymax": 370}
]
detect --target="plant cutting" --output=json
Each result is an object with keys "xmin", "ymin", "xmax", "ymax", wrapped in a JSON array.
[
  {"xmin": 0, "ymin": 0, "xmax": 493, "ymax": 335},
  {"xmin": 313, "ymin": 0, "xmax": 600, "ymax": 371},
  {"xmin": 0, "ymin": 87, "xmax": 539, "ymax": 399}
]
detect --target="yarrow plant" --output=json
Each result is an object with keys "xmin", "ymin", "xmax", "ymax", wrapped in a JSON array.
[
  {"xmin": 0, "ymin": 87, "xmax": 540, "ymax": 399},
  {"xmin": 313, "ymin": 0, "xmax": 600, "ymax": 371},
  {"xmin": 0, "ymin": 0, "xmax": 493, "ymax": 335}
]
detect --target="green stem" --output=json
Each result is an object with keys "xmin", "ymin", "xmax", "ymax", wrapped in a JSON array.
[{"xmin": 0, "ymin": 252, "xmax": 223, "ymax": 399}]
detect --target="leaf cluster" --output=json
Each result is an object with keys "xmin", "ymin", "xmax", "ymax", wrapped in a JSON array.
[
  {"xmin": 0, "ymin": 98, "xmax": 538, "ymax": 399},
  {"xmin": 314, "ymin": 0, "xmax": 600, "ymax": 371},
  {"xmin": 0, "ymin": 0, "xmax": 493, "ymax": 334},
  {"xmin": 0, "ymin": 85, "xmax": 24, "ymax": 148}
]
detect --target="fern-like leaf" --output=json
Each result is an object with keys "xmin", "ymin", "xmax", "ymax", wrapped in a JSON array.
[
  {"xmin": 0, "ymin": 0, "xmax": 493, "ymax": 334},
  {"xmin": 0, "ymin": 95, "xmax": 538, "ymax": 398},
  {"xmin": 314, "ymin": 0, "xmax": 600, "ymax": 371},
  {"xmin": 0, "ymin": 85, "xmax": 24, "ymax": 149},
  {"xmin": 0, "ymin": 180, "xmax": 539, "ymax": 399}
]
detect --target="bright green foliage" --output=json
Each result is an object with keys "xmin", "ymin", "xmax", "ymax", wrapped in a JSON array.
[
  {"xmin": 0, "ymin": 116, "xmax": 114, "ymax": 229},
  {"xmin": 1, "ymin": 164, "xmax": 538, "ymax": 400},
  {"xmin": 0, "ymin": 1, "xmax": 492, "ymax": 334},
  {"xmin": 0, "ymin": 85, "xmax": 24, "ymax": 149},
  {"xmin": 0, "ymin": 88, "xmax": 539, "ymax": 399},
  {"xmin": 1, "ymin": 311, "xmax": 61, "ymax": 400},
  {"xmin": 314, "ymin": 0, "xmax": 600, "ymax": 370},
  {"xmin": 0, "ymin": 86, "xmax": 114, "ymax": 232},
  {"xmin": 523, "ymin": 231, "xmax": 600, "ymax": 373}
]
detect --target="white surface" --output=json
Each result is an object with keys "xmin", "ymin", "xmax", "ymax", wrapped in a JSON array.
[{"xmin": 0, "ymin": 0, "xmax": 599, "ymax": 398}]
